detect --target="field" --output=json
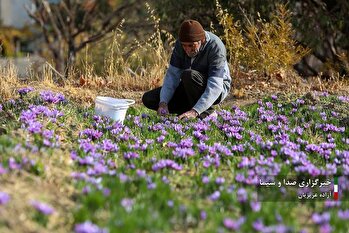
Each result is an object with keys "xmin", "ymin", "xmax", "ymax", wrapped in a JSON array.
[{"xmin": 1, "ymin": 86, "xmax": 349, "ymax": 233}]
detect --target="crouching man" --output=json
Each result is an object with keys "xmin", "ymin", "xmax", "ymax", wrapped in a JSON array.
[{"xmin": 142, "ymin": 19, "xmax": 231, "ymax": 119}]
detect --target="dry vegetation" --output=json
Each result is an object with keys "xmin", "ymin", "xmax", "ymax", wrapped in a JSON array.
[
  {"xmin": 0, "ymin": 3, "xmax": 348, "ymax": 107},
  {"xmin": 0, "ymin": 4, "xmax": 349, "ymax": 233}
]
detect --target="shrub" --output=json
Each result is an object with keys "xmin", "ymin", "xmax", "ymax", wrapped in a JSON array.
[{"xmin": 216, "ymin": 1, "xmax": 310, "ymax": 77}]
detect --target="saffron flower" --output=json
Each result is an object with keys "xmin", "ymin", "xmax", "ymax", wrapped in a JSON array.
[
  {"xmin": 0, "ymin": 191, "xmax": 10, "ymax": 205},
  {"xmin": 30, "ymin": 200, "xmax": 55, "ymax": 215},
  {"xmin": 101, "ymin": 139, "xmax": 118, "ymax": 152},
  {"xmin": 40, "ymin": 90, "xmax": 65, "ymax": 104},
  {"xmin": 237, "ymin": 188, "xmax": 248, "ymax": 203},
  {"xmin": 223, "ymin": 217, "xmax": 245, "ymax": 231},
  {"xmin": 123, "ymin": 152, "xmax": 139, "ymax": 160},
  {"xmin": 200, "ymin": 210, "xmax": 207, "ymax": 220},
  {"xmin": 0, "ymin": 164, "xmax": 8, "ymax": 175},
  {"xmin": 79, "ymin": 129, "xmax": 103, "ymax": 140},
  {"xmin": 312, "ymin": 212, "xmax": 330, "ymax": 225},
  {"xmin": 338, "ymin": 210, "xmax": 349, "ymax": 220},
  {"xmin": 120, "ymin": 198, "xmax": 134, "ymax": 212},
  {"xmin": 74, "ymin": 221, "xmax": 108, "ymax": 233},
  {"xmin": 172, "ymin": 147, "xmax": 195, "ymax": 158},
  {"xmin": 18, "ymin": 86, "xmax": 34, "ymax": 95},
  {"xmin": 152, "ymin": 159, "xmax": 182, "ymax": 171},
  {"xmin": 208, "ymin": 191, "xmax": 220, "ymax": 201}
]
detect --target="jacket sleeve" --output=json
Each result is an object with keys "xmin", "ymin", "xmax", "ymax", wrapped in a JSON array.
[
  {"xmin": 160, "ymin": 42, "xmax": 183, "ymax": 104},
  {"xmin": 160, "ymin": 64, "xmax": 182, "ymax": 104}
]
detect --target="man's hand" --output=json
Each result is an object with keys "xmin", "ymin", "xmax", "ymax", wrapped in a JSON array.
[
  {"xmin": 178, "ymin": 109, "xmax": 199, "ymax": 120},
  {"xmin": 157, "ymin": 102, "xmax": 169, "ymax": 116}
]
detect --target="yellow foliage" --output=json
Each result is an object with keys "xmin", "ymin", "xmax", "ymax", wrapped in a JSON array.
[
  {"xmin": 215, "ymin": 0, "xmax": 244, "ymax": 73},
  {"xmin": 0, "ymin": 26, "xmax": 32, "ymax": 57},
  {"xmin": 215, "ymin": 1, "xmax": 310, "ymax": 77}
]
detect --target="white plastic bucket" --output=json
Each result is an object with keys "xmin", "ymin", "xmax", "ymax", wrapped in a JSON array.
[{"xmin": 95, "ymin": 96, "xmax": 135, "ymax": 124}]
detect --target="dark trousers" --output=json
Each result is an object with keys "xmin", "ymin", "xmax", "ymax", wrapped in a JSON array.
[{"xmin": 142, "ymin": 69, "xmax": 221, "ymax": 115}]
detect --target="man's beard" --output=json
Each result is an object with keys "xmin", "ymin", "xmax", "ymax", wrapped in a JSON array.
[{"xmin": 187, "ymin": 48, "xmax": 200, "ymax": 58}]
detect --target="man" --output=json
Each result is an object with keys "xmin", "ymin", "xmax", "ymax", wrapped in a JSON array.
[{"xmin": 142, "ymin": 19, "xmax": 231, "ymax": 119}]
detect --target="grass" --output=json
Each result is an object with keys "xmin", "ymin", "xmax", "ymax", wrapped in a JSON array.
[
  {"xmin": 0, "ymin": 86, "xmax": 349, "ymax": 233},
  {"xmin": 0, "ymin": 3, "xmax": 348, "ymax": 232}
]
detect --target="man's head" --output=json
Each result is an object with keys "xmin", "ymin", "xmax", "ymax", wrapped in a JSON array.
[{"xmin": 179, "ymin": 20, "xmax": 205, "ymax": 57}]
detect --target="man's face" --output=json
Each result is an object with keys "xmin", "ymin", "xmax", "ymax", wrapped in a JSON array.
[{"xmin": 181, "ymin": 41, "xmax": 201, "ymax": 58}]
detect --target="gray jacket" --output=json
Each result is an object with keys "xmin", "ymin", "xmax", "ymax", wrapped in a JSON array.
[{"xmin": 160, "ymin": 31, "xmax": 231, "ymax": 114}]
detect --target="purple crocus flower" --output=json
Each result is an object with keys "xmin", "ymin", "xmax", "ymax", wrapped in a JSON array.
[
  {"xmin": 202, "ymin": 176, "xmax": 210, "ymax": 184},
  {"xmin": 0, "ymin": 191, "xmax": 10, "ymax": 205},
  {"xmin": 172, "ymin": 147, "xmax": 195, "ymax": 158},
  {"xmin": 152, "ymin": 159, "xmax": 182, "ymax": 171},
  {"xmin": 156, "ymin": 135, "xmax": 165, "ymax": 143},
  {"xmin": 235, "ymin": 173, "xmax": 245, "ymax": 183},
  {"xmin": 167, "ymin": 200, "xmax": 174, "ymax": 207},
  {"xmin": 79, "ymin": 139, "xmax": 97, "ymax": 154},
  {"xmin": 8, "ymin": 157, "xmax": 21, "ymax": 170},
  {"xmin": 123, "ymin": 152, "xmax": 139, "ymax": 160},
  {"xmin": 161, "ymin": 176, "xmax": 170, "ymax": 184},
  {"xmin": 71, "ymin": 172, "xmax": 87, "ymax": 181},
  {"xmin": 147, "ymin": 182, "xmax": 157, "ymax": 190},
  {"xmin": 136, "ymin": 169, "xmax": 147, "ymax": 178},
  {"xmin": 79, "ymin": 129, "xmax": 103, "ymax": 140},
  {"xmin": 0, "ymin": 164, "xmax": 8, "ymax": 175},
  {"xmin": 30, "ymin": 200, "xmax": 55, "ymax": 215},
  {"xmin": 102, "ymin": 188, "xmax": 111, "ymax": 197},
  {"xmin": 82, "ymin": 186, "xmax": 92, "ymax": 194},
  {"xmin": 312, "ymin": 212, "xmax": 330, "ymax": 225},
  {"xmin": 193, "ymin": 131, "xmax": 209, "ymax": 141},
  {"xmin": 338, "ymin": 209, "xmax": 349, "ymax": 219},
  {"xmin": 179, "ymin": 138, "xmax": 193, "ymax": 148},
  {"xmin": 271, "ymin": 95, "xmax": 278, "ymax": 100},
  {"xmin": 237, "ymin": 188, "xmax": 248, "ymax": 203},
  {"xmin": 42, "ymin": 129, "xmax": 54, "ymax": 139},
  {"xmin": 324, "ymin": 200, "xmax": 341, "ymax": 209},
  {"xmin": 27, "ymin": 121, "xmax": 43, "ymax": 134},
  {"xmin": 338, "ymin": 96, "xmax": 349, "ymax": 103},
  {"xmin": 119, "ymin": 173, "xmax": 129, "ymax": 183},
  {"xmin": 87, "ymin": 163, "xmax": 109, "ymax": 176},
  {"xmin": 0, "ymin": 104, "xmax": 2, "ymax": 111},
  {"xmin": 215, "ymin": 177, "xmax": 225, "ymax": 185},
  {"xmin": 208, "ymin": 191, "xmax": 220, "ymax": 201},
  {"xmin": 121, "ymin": 198, "xmax": 134, "ymax": 212},
  {"xmin": 101, "ymin": 139, "xmax": 119, "ymax": 152},
  {"xmin": 223, "ymin": 217, "xmax": 245, "ymax": 231},
  {"xmin": 40, "ymin": 90, "xmax": 65, "ymax": 104},
  {"xmin": 250, "ymin": 201, "xmax": 261, "ymax": 212},
  {"xmin": 70, "ymin": 151, "xmax": 78, "ymax": 161},
  {"xmin": 78, "ymin": 156, "xmax": 95, "ymax": 166},
  {"xmin": 253, "ymin": 219, "xmax": 265, "ymax": 231},
  {"xmin": 200, "ymin": 210, "xmax": 207, "ymax": 220},
  {"xmin": 74, "ymin": 221, "xmax": 108, "ymax": 233},
  {"xmin": 198, "ymin": 142, "xmax": 209, "ymax": 153},
  {"xmin": 18, "ymin": 86, "xmax": 34, "ymax": 95},
  {"xmin": 319, "ymin": 224, "xmax": 332, "ymax": 233}
]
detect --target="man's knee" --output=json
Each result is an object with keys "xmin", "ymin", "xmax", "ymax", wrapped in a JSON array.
[
  {"xmin": 142, "ymin": 88, "xmax": 161, "ymax": 110},
  {"xmin": 181, "ymin": 69, "xmax": 194, "ymax": 83},
  {"xmin": 181, "ymin": 69, "xmax": 206, "ymax": 88},
  {"xmin": 142, "ymin": 91, "xmax": 152, "ymax": 108}
]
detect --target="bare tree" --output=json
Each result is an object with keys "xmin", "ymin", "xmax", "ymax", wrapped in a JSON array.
[{"xmin": 26, "ymin": 0, "xmax": 141, "ymax": 77}]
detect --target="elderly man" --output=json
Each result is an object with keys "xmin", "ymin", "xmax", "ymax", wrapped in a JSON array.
[{"xmin": 142, "ymin": 19, "xmax": 231, "ymax": 119}]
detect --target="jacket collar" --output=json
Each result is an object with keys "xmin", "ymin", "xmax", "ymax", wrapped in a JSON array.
[{"xmin": 199, "ymin": 31, "xmax": 210, "ymax": 52}]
